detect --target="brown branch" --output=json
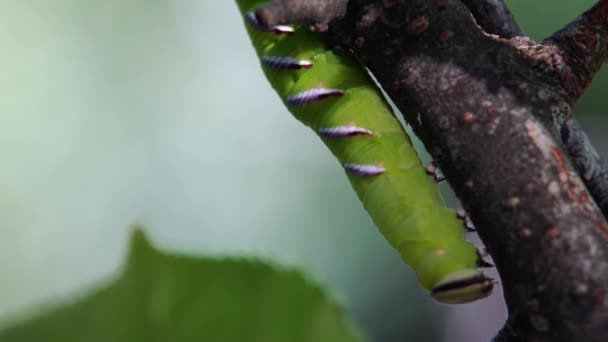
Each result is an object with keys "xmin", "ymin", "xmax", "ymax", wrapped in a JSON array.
[
  {"xmin": 562, "ymin": 118, "xmax": 608, "ymax": 218},
  {"xmin": 444, "ymin": 1, "xmax": 608, "ymax": 226},
  {"xmin": 432, "ymin": 1, "xmax": 608, "ymax": 224},
  {"xmin": 540, "ymin": 1, "xmax": 608, "ymax": 223},
  {"xmin": 325, "ymin": 3, "xmax": 608, "ymax": 339},
  {"xmin": 248, "ymin": 0, "xmax": 608, "ymax": 340},
  {"xmin": 545, "ymin": 0, "xmax": 608, "ymax": 101}
]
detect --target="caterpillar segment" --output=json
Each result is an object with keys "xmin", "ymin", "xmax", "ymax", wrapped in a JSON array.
[
  {"xmin": 237, "ymin": 1, "xmax": 494, "ymax": 304},
  {"xmin": 431, "ymin": 269, "xmax": 495, "ymax": 305}
]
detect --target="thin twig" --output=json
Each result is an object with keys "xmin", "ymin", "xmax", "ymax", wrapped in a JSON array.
[{"xmin": 544, "ymin": 0, "xmax": 608, "ymax": 101}]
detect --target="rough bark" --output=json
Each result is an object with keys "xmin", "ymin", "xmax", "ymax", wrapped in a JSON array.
[
  {"xmin": 545, "ymin": 0, "xmax": 608, "ymax": 221},
  {"xmin": 254, "ymin": 0, "xmax": 608, "ymax": 340},
  {"xmin": 544, "ymin": 0, "xmax": 608, "ymax": 102}
]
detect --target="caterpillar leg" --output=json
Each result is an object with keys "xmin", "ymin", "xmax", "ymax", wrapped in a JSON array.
[
  {"xmin": 456, "ymin": 207, "xmax": 476, "ymax": 232},
  {"xmin": 456, "ymin": 209, "xmax": 491, "ymax": 266},
  {"xmin": 476, "ymin": 247, "xmax": 494, "ymax": 268},
  {"xmin": 426, "ymin": 160, "xmax": 446, "ymax": 183}
]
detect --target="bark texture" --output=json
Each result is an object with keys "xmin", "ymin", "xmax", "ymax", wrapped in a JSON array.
[{"xmin": 253, "ymin": 0, "xmax": 608, "ymax": 340}]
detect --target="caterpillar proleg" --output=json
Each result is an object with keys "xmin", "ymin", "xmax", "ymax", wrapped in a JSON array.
[{"xmin": 237, "ymin": 0, "xmax": 493, "ymax": 304}]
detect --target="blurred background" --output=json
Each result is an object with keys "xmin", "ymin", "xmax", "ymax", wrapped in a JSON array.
[{"xmin": 0, "ymin": 1, "xmax": 603, "ymax": 341}]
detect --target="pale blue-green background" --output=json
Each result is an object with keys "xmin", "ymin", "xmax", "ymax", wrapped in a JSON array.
[{"xmin": 0, "ymin": 1, "xmax": 602, "ymax": 341}]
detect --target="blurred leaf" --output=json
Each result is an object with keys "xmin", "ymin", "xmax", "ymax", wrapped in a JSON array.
[{"xmin": 0, "ymin": 228, "xmax": 362, "ymax": 342}]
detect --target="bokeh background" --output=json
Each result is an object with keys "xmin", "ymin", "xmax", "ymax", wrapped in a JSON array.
[{"xmin": 0, "ymin": 1, "xmax": 603, "ymax": 341}]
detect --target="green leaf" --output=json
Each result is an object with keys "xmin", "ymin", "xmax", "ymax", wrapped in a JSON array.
[{"xmin": 0, "ymin": 228, "xmax": 362, "ymax": 342}]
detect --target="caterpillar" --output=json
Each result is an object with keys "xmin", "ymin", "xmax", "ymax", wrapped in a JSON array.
[{"xmin": 236, "ymin": 0, "xmax": 493, "ymax": 304}]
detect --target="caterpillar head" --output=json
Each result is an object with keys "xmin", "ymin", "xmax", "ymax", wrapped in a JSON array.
[{"xmin": 430, "ymin": 269, "xmax": 494, "ymax": 304}]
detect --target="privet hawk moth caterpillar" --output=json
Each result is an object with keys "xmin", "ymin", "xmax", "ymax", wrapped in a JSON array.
[{"xmin": 237, "ymin": 0, "xmax": 493, "ymax": 304}]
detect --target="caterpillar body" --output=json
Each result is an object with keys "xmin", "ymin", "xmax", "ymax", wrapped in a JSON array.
[{"xmin": 237, "ymin": 0, "xmax": 493, "ymax": 304}]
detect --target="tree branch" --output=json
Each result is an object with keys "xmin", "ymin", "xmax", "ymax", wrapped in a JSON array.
[
  {"xmin": 326, "ymin": 2, "xmax": 608, "ymax": 339},
  {"xmin": 467, "ymin": 0, "xmax": 608, "ymax": 249},
  {"xmin": 562, "ymin": 118, "xmax": 608, "ymax": 218},
  {"xmin": 541, "ymin": 0, "xmax": 608, "ymax": 222},
  {"xmin": 435, "ymin": 1, "xmax": 608, "ymax": 226},
  {"xmin": 450, "ymin": 1, "xmax": 608, "ymax": 225},
  {"xmin": 250, "ymin": 0, "xmax": 608, "ymax": 340},
  {"xmin": 545, "ymin": 0, "xmax": 608, "ymax": 101}
]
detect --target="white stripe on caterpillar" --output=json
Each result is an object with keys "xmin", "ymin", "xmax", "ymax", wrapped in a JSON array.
[
  {"xmin": 245, "ymin": 11, "xmax": 294, "ymax": 35},
  {"xmin": 270, "ymin": 25, "xmax": 295, "ymax": 35},
  {"xmin": 318, "ymin": 125, "xmax": 373, "ymax": 138},
  {"xmin": 286, "ymin": 88, "xmax": 344, "ymax": 105},
  {"xmin": 343, "ymin": 163, "xmax": 385, "ymax": 177},
  {"xmin": 262, "ymin": 56, "xmax": 313, "ymax": 70}
]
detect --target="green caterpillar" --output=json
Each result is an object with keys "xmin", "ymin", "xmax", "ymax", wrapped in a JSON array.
[{"xmin": 237, "ymin": 0, "xmax": 493, "ymax": 304}]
